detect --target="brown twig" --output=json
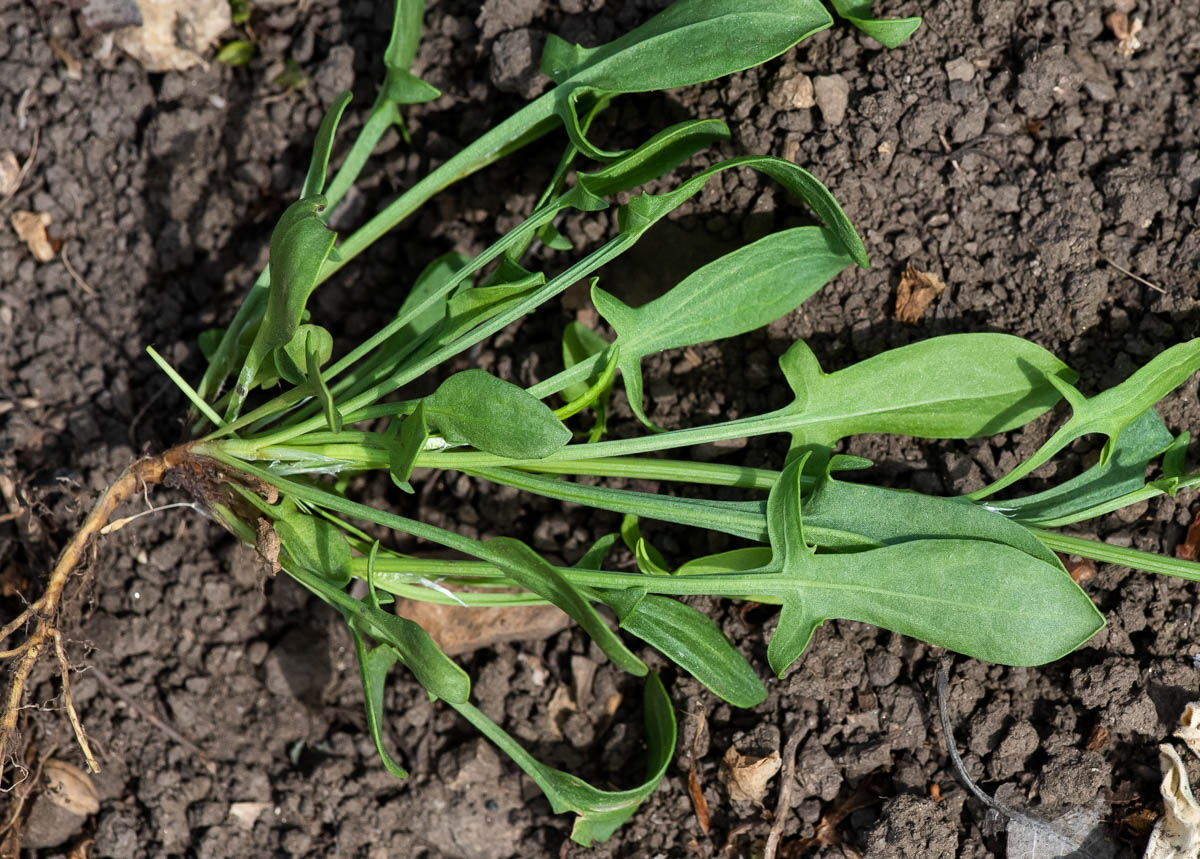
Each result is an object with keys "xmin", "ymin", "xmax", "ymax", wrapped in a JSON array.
[
  {"xmin": 1101, "ymin": 255, "xmax": 1166, "ymax": 294},
  {"xmin": 59, "ymin": 244, "xmax": 96, "ymax": 297},
  {"xmin": 86, "ymin": 663, "xmax": 217, "ymax": 776},
  {"xmin": 51, "ymin": 630, "xmax": 97, "ymax": 773},
  {"xmin": 0, "ymin": 445, "xmax": 193, "ymax": 782},
  {"xmin": 763, "ymin": 723, "xmax": 805, "ymax": 859}
]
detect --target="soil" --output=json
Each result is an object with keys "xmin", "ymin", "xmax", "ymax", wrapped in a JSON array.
[{"xmin": 3, "ymin": 0, "xmax": 1200, "ymax": 857}]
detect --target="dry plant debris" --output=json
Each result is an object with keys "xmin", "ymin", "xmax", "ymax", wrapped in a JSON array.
[
  {"xmin": 1176, "ymin": 509, "xmax": 1200, "ymax": 560},
  {"xmin": 0, "ymin": 151, "xmax": 21, "ymax": 198},
  {"xmin": 1107, "ymin": 10, "xmax": 1144, "ymax": 57},
  {"xmin": 10, "ymin": 211, "xmax": 59, "ymax": 262},
  {"xmin": 719, "ymin": 745, "xmax": 782, "ymax": 803},
  {"xmin": 1146, "ymin": 743, "xmax": 1200, "ymax": 858},
  {"xmin": 686, "ymin": 712, "xmax": 712, "ymax": 835},
  {"xmin": 894, "ymin": 262, "xmax": 946, "ymax": 322},
  {"xmin": 392, "ymin": 598, "xmax": 570, "ymax": 656}
]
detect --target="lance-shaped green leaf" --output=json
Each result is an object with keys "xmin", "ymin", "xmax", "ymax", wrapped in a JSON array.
[
  {"xmin": 541, "ymin": 0, "xmax": 831, "ymax": 159},
  {"xmin": 284, "ymin": 557, "xmax": 471, "ymax": 704},
  {"xmin": 562, "ymin": 321, "xmax": 611, "ymax": 397},
  {"xmin": 620, "ymin": 514, "xmax": 670, "ymax": 575},
  {"xmin": 541, "ymin": 0, "xmax": 831, "ymax": 92},
  {"xmin": 593, "ymin": 226, "xmax": 854, "ymax": 428},
  {"xmin": 349, "ymin": 637, "xmax": 408, "ymax": 778},
  {"xmin": 273, "ymin": 324, "xmax": 334, "ymax": 386},
  {"xmin": 473, "ymin": 464, "xmax": 1058, "ymax": 571},
  {"xmin": 354, "ymin": 603, "xmax": 471, "ymax": 702},
  {"xmin": 305, "ymin": 331, "xmax": 343, "ymax": 433},
  {"xmin": 448, "ymin": 672, "xmax": 675, "ymax": 845},
  {"xmin": 970, "ymin": 339, "xmax": 1200, "ymax": 500},
  {"xmin": 485, "ymin": 537, "xmax": 647, "ymax": 676},
  {"xmin": 385, "ymin": 401, "xmax": 428, "ymax": 493},
  {"xmin": 677, "ymin": 547, "xmax": 773, "ymax": 575},
  {"xmin": 426, "ymin": 370, "xmax": 571, "ymax": 459},
  {"xmin": 828, "ymin": 0, "xmax": 921, "ymax": 49},
  {"xmin": 302, "ymin": 91, "xmax": 353, "ymax": 198},
  {"xmin": 232, "ymin": 196, "xmax": 338, "ymax": 411},
  {"xmin": 764, "ymin": 465, "xmax": 1104, "ymax": 674},
  {"xmin": 612, "ymin": 155, "xmax": 868, "ymax": 266},
  {"xmin": 801, "ymin": 465, "xmax": 1063, "ymax": 568},
  {"xmin": 578, "ymin": 119, "xmax": 730, "ymax": 198},
  {"xmin": 598, "ymin": 589, "xmax": 767, "ymax": 708},
  {"xmin": 469, "ymin": 466, "xmax": 769, "ymax": 542},
  {"xmin": 777, "ymin": 333, "xmax": 1076, "ymax": 451},
  {"xmin": 429, "ymin": 264, "xmax": 545, "ymax": 347},
  {"xmin": 988, "ymin": 408, "xmax": 1179, "ymax": 526},
  {"xmin": 757, "ymin": 459, "xmax": 1103, "ymax": 675},
  {"xmin": 271, "ymin": 498, "xmax": 353, "ymax": 586},
  {"xmin": 573, "ymin": 533, "xmax": 620, "ymax": 571},
  {"xmin": 381, "ymin": 0, "xmax": 440, "ymax": 104},
  {"xmin": 395, "ymin": 251, "xmax": 470, "ymax": 345}
]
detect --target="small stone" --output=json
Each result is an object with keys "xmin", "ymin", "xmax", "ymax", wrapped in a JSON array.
[
  {"xmin": 944, "ymin": 57, "xmax": 975, "ymax": 82},
  {"xmin": 768, "ymin": 65, "xmax": 815, "ymax": 110},
  {"xmin": 813, "ymin": 74, "xmax": 850, "ymax": 126}
]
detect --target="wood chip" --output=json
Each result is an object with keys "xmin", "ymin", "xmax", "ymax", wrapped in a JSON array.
[
  {"xmin": 894, "ymin": 262, "xmax": 946, "ymax": 323},
  {"xmin": 11, "ymin": 210, "xmax": 59, "ymax": 262},
  {"xmin": 719, "ymin": 745, "xmax": 781, "ymax": 803}
]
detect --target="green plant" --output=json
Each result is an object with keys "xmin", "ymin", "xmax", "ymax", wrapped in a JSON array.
[{"xmin": 5, "ymin": 0, "xmax": 1200, "ymax": 845}]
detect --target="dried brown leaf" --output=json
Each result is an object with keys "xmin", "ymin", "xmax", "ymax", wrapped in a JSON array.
[
  {"xmin": 393, "ymin": 599, "xmax": 570, "ymax": 656},
  {"xmin": 894, "ymin": 262, "xmax": 946, "ymax": 323},
  {"xmin": 719, "ymin": 745, "xmax": 781, "ymax": 803},
  {"xmin": 11, "ymin": 211, "xmax": 59, "ymax": 262},
  {"xmin": 688, "ymin": 766, "xmax": 711, "ymax": 835}
]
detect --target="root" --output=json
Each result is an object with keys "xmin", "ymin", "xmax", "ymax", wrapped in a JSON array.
[{"xmin": 0, "ymin": 446, "xmax": 193, "ymax": 781}]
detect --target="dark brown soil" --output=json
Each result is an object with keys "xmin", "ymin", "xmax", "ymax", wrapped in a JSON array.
[{"xmin": 3, "ymin": 0, "xmax": 1200, "ymax": 856}]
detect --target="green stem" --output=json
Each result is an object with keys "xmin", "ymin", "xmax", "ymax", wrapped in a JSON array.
[
  {"xmin": 322, "ymin": 92, "xmax": 559, "ymax": 280},
  {"xmin": 323, "ymin": 100, "xmax": 400, "ymax": 216},
  {"xmin": 1031, "ymin": 528, "xmax": 1200, "ymax": 582}
]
